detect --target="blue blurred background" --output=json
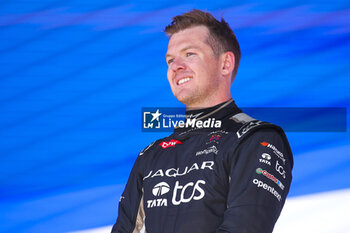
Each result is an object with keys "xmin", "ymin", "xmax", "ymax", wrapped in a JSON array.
[{"xmin": 0, "ymin": 1, "xmax": 349, "ymax": 233}]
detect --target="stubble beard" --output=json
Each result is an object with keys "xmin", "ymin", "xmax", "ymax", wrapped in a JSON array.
[
  {"xmin": 176, "ymin": 90, "xmax": 201, "ymax": 107},
  {"xmin": 175, "ymin": 85, "xmax": 213, "ymax": 109}
]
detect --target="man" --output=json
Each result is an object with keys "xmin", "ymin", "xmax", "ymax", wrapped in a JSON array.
[{"xmin": 112, "ymin": 9, "xmax": 293, "ymax": 233}]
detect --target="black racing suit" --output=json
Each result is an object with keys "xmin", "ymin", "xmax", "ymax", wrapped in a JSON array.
[{"xmin": 112, "ymin": 99, "xmax": 293, "ymax": 233}]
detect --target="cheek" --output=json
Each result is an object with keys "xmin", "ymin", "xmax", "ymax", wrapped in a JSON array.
[
  {"xmin": 167, "ymin": 69, "xmax": 172, "ymax": 82},
  {"xmin": 206, "ymin": 60, "xmax": 220, "ymax": 77}
]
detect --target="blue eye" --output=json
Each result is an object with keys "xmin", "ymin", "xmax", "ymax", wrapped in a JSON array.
[
  {"xmin": 186, "ymin": 52, "xmax": 195, "ymax": 57},
  {"xmin": 167, "ymin": 59, "xmax": 174, "ymax": 65}
]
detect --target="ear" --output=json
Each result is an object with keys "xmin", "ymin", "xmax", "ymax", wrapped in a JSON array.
[{"xmin": 221, "ymin": 51, "xmax": 235, "ymax": 77}]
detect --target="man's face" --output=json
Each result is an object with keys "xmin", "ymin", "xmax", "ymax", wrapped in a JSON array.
[{"xmin": 166, "ymin": 26, "xmax": 222, "ymax": 107}]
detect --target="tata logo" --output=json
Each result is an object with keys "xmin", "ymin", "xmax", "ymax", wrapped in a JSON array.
[
  {"xmin": 262, "ymin": 153, "xmax": 271, "ymax": 160},
  {"xmin": 259, "ymin": 153, "xmax": 271, "ymax": 165},
  {"xmin": 147, "ymin": 182, "xmax": 170, "ymax": 208},
  {"xmin": 159, "ymin": 139, "xmax": 182, "ymax": 149},
  {"xmin": 147, "ymin": 198, "xmax": 167, "ymax": 208},
  {"xmin": 152, "ymin": 182, "xmax": 170, "ymax": 196}
]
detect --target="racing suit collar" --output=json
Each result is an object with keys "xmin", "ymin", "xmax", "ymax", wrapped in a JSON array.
[
  {"xmin": 174, "ymin": 99, "xmax": 242, "ymax": 133},
  {"xmin": 185, "ymin": 99, "xmax": 236, "ymax": 121}
]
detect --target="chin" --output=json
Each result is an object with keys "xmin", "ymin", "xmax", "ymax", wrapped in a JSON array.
[
  {"xmin": 176, "ymin": 95, "xmax": 199, "ymax": 107},
  {"xmin": 173, "ymin": 88, "xmax": 202, "ymax": 105},
  {"xmin": 175, "ymin": 94, "xmax": 190, "ymax": 105},
  {"xmin": 175, "ymin": 96, "xmax": 188, "ymax": 105}
]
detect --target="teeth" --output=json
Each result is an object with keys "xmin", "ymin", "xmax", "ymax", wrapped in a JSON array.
[{"xmin": 178, "ymin": 77, "xmax": 192, "ymax": 85}]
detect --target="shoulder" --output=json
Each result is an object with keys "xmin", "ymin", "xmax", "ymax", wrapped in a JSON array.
[
  {"xmin": 237, "ymin": 125, "xmax": 293, "ymax": 169},
  {"xmin": 138, "ymin": 135, "xmax": 176, "ymax": 157},
  {"xmin": 138, "ymin": 139, "xmax": 160, "ymax": 157},
  {"xmin": 224, "ymin": 112, "xmax": 293, "ymax": 167},
  {"xmin": 223, "ymin": 112, "xmax": 285, "ymax": 141},
  {"xmin": 230, "ymin": 113, "xmax": 281, "ymax": 137}
]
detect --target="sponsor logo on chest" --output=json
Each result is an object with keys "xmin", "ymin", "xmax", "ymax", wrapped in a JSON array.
[
  {"xmin": 206, "ymin": 131, "xmax": 226, "ymax": 145},
  {"xmin": 143, "ymin": 161, "xmax": 214, "ymax": 180},
  {"xmin": 147, "ymin": 180, "xmax": 206, "ymax": 208},
  {"xmin": 144, "ymin": 161, "xmax": 214, "ymax": 208},
  {"xmin": 196, "ymin": 145, "xmax": 218, "ymax": 156},
  {"xmin": 147, "ymin": 182, "xmax": 170, "ymax": 208}
]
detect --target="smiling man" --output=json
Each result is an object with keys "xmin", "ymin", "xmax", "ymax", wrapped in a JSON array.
[
  {"xmin": 112, "ymin": 9, "xmax": 293, "ymax": 233},
  {"xmin": 166, "ymin": 25, "xmax": 231, "ymax": 108}
]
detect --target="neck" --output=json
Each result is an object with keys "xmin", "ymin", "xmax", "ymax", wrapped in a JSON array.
[
  {"xmin": 186, "ymin": 98, "xmax": 234, "ymax": 121},
  {"xmin": 185, "ymin": 96, "xmax": 232, "ymax": 111},
  {"xmin": 174, "ymin": 98, "xmax": 241, "ymax": 133}
]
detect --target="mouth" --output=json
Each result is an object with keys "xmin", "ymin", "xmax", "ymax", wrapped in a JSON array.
[{"xmin": 177, "ymin": 77, "xmax": 193, "ymax": 86}]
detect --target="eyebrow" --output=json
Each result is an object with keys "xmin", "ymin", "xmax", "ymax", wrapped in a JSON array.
[{"xmin": 165, "ymin": 45, "xmax": 199, "ymax": 59}]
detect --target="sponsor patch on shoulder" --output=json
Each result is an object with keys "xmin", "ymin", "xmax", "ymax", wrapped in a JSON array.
[
  {"xmin": 252, "ymin": 179, "xmax": 282, "ymax": 202},
  {"xmin": 159, "ymin": 139, "xmax": 182, "ymax": 149},
  {"xmin": 236, "ymin": 120, "xmax": 265, "ymax": 138},
  {"xmin": 260, "ymin": 141, "xmax": 286, "ymax": 164},
  {"xmin": 256, "ymin": 168, "xmax": 285, "ymax": 190}
]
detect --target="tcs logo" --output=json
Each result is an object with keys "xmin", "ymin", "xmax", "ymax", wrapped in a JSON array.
[
  {"xmin": 172, "ymin": 180, "xmax": 206, "ymax": 205},
  {"xmin": 146, "ymin": 180, "xmax": 206, "ymax": 208}
]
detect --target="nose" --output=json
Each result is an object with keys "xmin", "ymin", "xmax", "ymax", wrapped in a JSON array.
[{"xmin": 170, "ymin": 57, "xmax": 186, "ymax": 72}]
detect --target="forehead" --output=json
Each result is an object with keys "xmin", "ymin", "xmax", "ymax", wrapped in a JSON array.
[{"xmin": 167, "ymin": 25, "xmax": 210, "ymax": 52}]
